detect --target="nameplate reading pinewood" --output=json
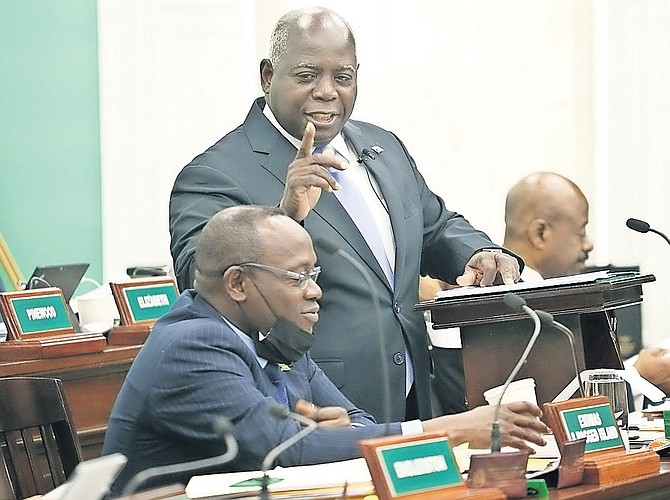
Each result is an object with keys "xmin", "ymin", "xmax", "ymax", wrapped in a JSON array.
[
  {"xmin": 1, "ymin": 287, "xmax": 74, "ymax": 338},
  {"xmin": 0, "ymin": 288, "xmax": 105, "ymax": 359}
]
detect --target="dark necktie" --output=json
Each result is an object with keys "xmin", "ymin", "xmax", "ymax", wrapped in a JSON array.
[
  {"xmin": 264, "ymin": 363, "xmax": 289, "ymax": 408},
  {"xmin": 314, "ymin": 145, "xmax": 394, "ymax": 288}
]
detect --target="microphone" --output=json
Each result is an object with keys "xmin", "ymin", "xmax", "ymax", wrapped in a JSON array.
[
  {"xmin": 357, "ymin": 148, "xmax": 376, "ymax": 163},
  {"xmin": 491, "ymin": 293, "xmax": 542, "ymax": 452},
  {"xmin": 316, "ymin": 238, "xmax": 391, "ymax": 433},
  {"xmin": 626, "ymin": 217, "xmax": 670, "ymax": 246},
  {"xmin": 121, "ymin": 417, "xmax": 238, "ymax": 496},
  {"xmin": 535, "ymin": 310, "xmax": 585, "ymax": 397},
  {"xmin": 259, "ymin": 405, "xmax": 318, "ymax": 500}
]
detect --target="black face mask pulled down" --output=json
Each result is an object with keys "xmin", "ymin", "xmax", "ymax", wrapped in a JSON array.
[{"xmin": 253, "ymin": 317, "xmax": 315, "ymax": 365}]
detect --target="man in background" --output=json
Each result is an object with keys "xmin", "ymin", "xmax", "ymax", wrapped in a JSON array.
[
  {"xmin": 503, "ymin": 172, "xmax": 670, "ymax": 407},
  {"xmin": 428, "ymin": 171, "xmax": 670, "ymax": 412},
  {"xmin": 169, "ymin": 6, "xmax": 522, "ymax": 422},
  {"xmin": 502, "ymin": 171, "xmax": 593, "ymax": 281},
  {"xmin": 104, "ymin": 206, "xmax": 548, "ymax": 495}
]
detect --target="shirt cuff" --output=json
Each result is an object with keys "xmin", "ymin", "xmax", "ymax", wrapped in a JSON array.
[
  {"xmin": 622, "ymin": 362, "xmax": 666, "ymax": 408},
  {"xmin": 473, "ymin": 247, "xmax": 525, "ymax": 274},
  {"xmin": 401, "ymin": 419, "xmax": 424, "ymax": 435}
]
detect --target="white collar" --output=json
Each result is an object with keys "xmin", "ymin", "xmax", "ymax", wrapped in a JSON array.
[{"xmin": 521, "ymin": 266, "xmax": 545, "ymax": 282}]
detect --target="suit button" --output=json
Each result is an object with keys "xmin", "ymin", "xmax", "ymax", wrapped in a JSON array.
[
  {"xmin": 393, "ymin": 352, "xmax": 404, "ymax": 365},
  {"xmin": 393, "ymin": 302, "xmax": 401, "ymax": 313}
]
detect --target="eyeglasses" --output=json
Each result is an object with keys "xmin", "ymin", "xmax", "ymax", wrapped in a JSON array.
[{"xmin": 238, "ymin": 263, "xmax": 321, "ymax": 290}]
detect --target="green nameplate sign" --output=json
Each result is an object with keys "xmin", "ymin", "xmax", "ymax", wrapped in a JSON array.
[
  {"xmin": 559, "ymin": 403, "xmax": 623, "ymax": 453},
  {"xmin": 359, "ymin": 433, "xmax": 463, "ymax": 499},
  {"xmin": 0, "ymin": 288, "xmax": 106, "ymax": 360},
  {"xmin": 123, "ymin": 283, "xmax": 178, "ymax": 323},
  {"xmin": 110, "ymin": 278, "xmax": 180, "ymax": 328},
  {"xmin": 378, "ymin": 438, "xmax": 461, "ymax": 495},
  {"xmin": 11, "ymin": 292, "xmax": 73, "ymax": 334}
]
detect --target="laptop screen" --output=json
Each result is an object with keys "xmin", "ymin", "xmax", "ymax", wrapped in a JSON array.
[{"xmin": 25, "ymin": 263, "xmax": 90, "ymax": 302}]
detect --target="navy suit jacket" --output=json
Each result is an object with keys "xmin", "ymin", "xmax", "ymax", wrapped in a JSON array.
[
  {"xmin": 170, "ymin": 98, "xmax": 501, "ymax": 421},
  {"xmin": 103, "ymin": 291, "xmax": 399, "ymax": 495}
]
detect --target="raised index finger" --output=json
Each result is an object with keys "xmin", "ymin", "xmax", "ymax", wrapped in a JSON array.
[{"xmin": 296, "ymin": 121, "xmax": 316, "ymax": 159}]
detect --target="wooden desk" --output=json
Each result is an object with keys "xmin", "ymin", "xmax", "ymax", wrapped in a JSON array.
[
  {"xmin": 0, "ymin": 344, "xmax": 142, "ymax": 460},
  {"xmin": 170, "ymin": 459, "xmax": 670, "ymax": 499},
  {"xmin": 152, "ymin": 464, "xmax": 670, "ymax": 499},
  {"xmin": 546, "ymin": 459, "xmax": 670, "ymax": 499}
]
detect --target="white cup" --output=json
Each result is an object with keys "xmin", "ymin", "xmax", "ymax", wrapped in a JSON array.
[
  {"xmin": 483, "ymin": 378, "xmax": 538, "ymax": 406},
  {"xmin": 75, "ymin": 288, "xmax": 119, "ymax": 333}
]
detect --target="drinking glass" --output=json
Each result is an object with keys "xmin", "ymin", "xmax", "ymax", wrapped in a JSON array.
[{"xmin": 583, "ymin": 369, "xmax": 629, "ymax": 432}]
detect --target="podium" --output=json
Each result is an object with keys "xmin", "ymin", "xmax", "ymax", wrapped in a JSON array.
[{"xmin": 415, "ymin": 272, "xmax": 655, "ymax": 408}]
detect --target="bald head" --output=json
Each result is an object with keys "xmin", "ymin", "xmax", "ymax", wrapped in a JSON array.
[
  {"xmin": 505, "ymin": 172, "xmax": 587, "ymax": 240},
  {"xmin": 194, "ymin": 206, "xmax": 286, "ymax": 295},
  {"xmin": 269, "ymin": 7, "xmax": 356, "ymax": 68},
  {"xmin": 503, "ymin": 172, "xmax": 594, "ymax": 278}
]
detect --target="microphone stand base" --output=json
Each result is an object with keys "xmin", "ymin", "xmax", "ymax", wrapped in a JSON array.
[{"xmin": 467, "ymin": 450, "xmax": 530, "ymax": 499}]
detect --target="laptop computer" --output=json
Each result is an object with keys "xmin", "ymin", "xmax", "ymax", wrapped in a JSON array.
[{"xmin": 25, "ymin": 263, "xmax": 90, "ymax": 302}]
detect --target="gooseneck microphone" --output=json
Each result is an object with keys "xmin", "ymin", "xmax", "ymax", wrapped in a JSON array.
[
  {"xmin": 122, "ymin": 417, "xmax": 238, "ymax": 496},
  {"xmin": 260, "ymin": 405, "xmax": 318, "ymax": 500},
  {"xmin": 626, "ymin": 218, "xmax": 670, "ymax": 246},
  {"xmin": 490, "ymin": 293, "xmax": 542, "ymax": 452},
  {"xmin": 535, "ymin": 310, "xmax": 585, "ymax": 397},
  {"xmin": 316, "ymin": 238, "xmax": 391, "ymax": 434}
]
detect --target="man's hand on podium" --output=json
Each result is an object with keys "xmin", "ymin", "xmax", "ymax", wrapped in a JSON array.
[{"xmin": 456, "ymin": 249, "xmax": 520, "ymax": 287}]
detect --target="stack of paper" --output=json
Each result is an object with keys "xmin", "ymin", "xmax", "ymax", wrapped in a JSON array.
[
  {"xmin": 185, "ymin": 458, "xmax": 374, "ymax": 499},
  {"xmin": 434, "ymin": 270, "xmax": 611, "ymax": 300}
]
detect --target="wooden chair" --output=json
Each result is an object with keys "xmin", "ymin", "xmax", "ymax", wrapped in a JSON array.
[{"xmin": 0, "ymin": 377, "xmax": 83, "ymax": 499}]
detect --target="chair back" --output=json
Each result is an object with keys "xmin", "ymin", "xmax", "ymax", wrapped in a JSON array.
[{"xmin": 0, "ymin": 377, "xmax": 83, "ymax": 499}]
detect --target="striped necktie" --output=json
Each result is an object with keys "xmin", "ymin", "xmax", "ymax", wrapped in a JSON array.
[{"xmin": 264, "ymin": 363, "xmax": 289, "ymax": 408}]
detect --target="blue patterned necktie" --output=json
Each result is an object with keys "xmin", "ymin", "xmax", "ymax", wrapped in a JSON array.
[
  {"xmin": 314, "ymin": 145, "xmax": 394, "ymax": 288},
  {"xmin": 264, "ymin": 363, "xmax": 289, "ymax": 408}
]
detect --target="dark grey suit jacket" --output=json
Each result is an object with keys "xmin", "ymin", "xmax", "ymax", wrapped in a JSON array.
[
  {"xmin": 103, "ymin": 291, "xmax": 396, "ymax": 495},
  {"xmin": 170, "ymin": 98, "xmax": 500, "ymax": 421}
]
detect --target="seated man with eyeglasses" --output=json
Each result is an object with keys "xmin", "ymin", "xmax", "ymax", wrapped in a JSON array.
[{"xmin": 102, "ymin": 206, "xmax": 547, "ymax": 496}]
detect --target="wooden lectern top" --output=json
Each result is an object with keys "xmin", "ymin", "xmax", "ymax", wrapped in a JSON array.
[{"xmin": 415, "ymin": 272, "xmax": 655, "ymax": 329}]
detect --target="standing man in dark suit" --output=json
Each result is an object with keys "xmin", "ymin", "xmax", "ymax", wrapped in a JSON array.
[
  {"xmin": 105, "ymin": 206, "xmax": 547, "ymax": 495},
  {"xmin": 170, "ymin": 6, "xmax": 521, "ymax": 422}
]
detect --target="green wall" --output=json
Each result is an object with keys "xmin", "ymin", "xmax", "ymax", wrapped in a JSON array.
[{"xmin": 0, "ymin": 0, "xmax": 102, "ymax": 294}]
